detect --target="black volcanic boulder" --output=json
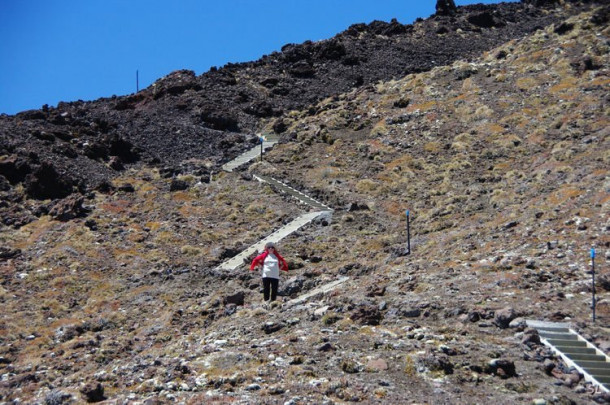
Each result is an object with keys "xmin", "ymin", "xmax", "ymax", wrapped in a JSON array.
[
  {"xmin": 108, "ymin": 135, "xmax": 139, "ymax": 163},
  {"xmin": 468, "ymin": 12, "xmax": 504, "ymax": 28},
  {"xmin": 16, "ymin": 109, "xmax": 47, "ymax": 121},
  {"xmin": 0, "ymin": 156, "xmax": 31, "ymax": 184},
  {"xmin": 48, "ymin": 195, "xmax": 88, "ymax": 221},
  {"xmin": 244, "ymin": 101, "xmax": 279, "ymax": 117},
  {"xmin": 316, "ymin": 39, "xmax": 346, "ymax": 60},
  {"xmin": 289, "ymin": 61, "xmax": 315, "ymax": 78},
  {"xmin": 84, "ymin": 141, "xmax": 110, "ymax": 161},
  {"xmin": 350, "ymin": 302, "xmax": 383, "ymax": 325},
  {"xmin": 198, "ymin": 110, "xmax": 240, "ymax": 132},
  {"xmin": 24, "ymin": 162, "xmax": 75, "ymax": 200},
  {"xmin": 436, "ymin": 0, "xmax": 457, "ymax": 16},
  {"xmin": 80, "ymin": 382, "xmax": 105, "ymax": 402},
  {"xmin": 152, "ymin": 69, "xmax": 201, "ymax": 99}
]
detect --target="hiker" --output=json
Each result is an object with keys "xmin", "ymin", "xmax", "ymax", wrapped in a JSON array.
[{"xmin": 250, "ymin": 241, "xmax": 288, "ymax": 303}]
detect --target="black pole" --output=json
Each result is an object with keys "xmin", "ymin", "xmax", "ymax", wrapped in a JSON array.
[
  {"xmin": 406, "ymin": 210, "xmax": 411, "ymax": 255},
  {"xmin": 260, "ymin": 136, "xmax": 264, "ymax": 162},
  {"xmin": 136, "ymin": 70, "xmax": 139, "ymax": 93},
  {"xmin": 591, "ymin": 248, "xmax": 595, "ymax": 322}
]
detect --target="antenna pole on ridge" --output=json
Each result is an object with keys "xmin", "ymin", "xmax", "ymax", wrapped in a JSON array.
[{"xmin": 136, "ymin": 70, "xmax": 139, "ymax": 93}]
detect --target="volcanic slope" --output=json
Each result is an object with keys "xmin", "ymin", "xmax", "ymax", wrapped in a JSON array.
[
  {"xmin": 0, "ymin": 1, "xmax": 599, "ymax": 210},
  {"xmin": 1, "ymin": 4, "xmax": 610, "ymax": 405}
]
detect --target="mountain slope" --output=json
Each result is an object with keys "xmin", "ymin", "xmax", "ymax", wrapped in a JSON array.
[
  {"xmin": 0, "ymin": 2, "xmax": 609, "ymax": 404},
  {"xmin": 0, "ymin": 2, "xmax": 598, "ymax": 210}
]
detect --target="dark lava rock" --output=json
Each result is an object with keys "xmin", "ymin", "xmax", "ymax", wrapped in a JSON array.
[
  {"xmin": 80, "ymin": 382, "xmax": 105, "ymax": 403},
  {"xmin": 84, "ymin": 219, "xmax": 98, "ymax": 231},
  {"xmin": 84, "ymin": 141, "xmax": 110, "ymax": 161},
  {"xmin": 351, "ymin": 303, "xmax": 383, "ymax": 325},
  {"xmin": 262, "ymin": 321, "xmax": 284, "ymax": 334},
  {"xmin": 400, "ymin": 307, "xmax": 422, "ymax": 318},
  {"xmin": 318, "ymin": 342, "xmax": 335, "ymax": 352},
  {"xmin": 0, "ymin": 247, "xmax": 21, "ymax": 260},
  {"xmin": 224, "ymin": 291, "xmax": 245, "ymax": 306},
  {"xmin": 170, "ymin": 178, "xmax": 189, "ymax": 192},
  {"xmin": 198, "ymin": 110, "xmax": 240, "ymax": 132},
  {"xmin": 522, "ymin": 328, "xmax": 542, "ymax": 346},
  {"xmin": 436, "ymin": 0, "xmax": 457, "ymax": 16},
  {"xmin": 118, "ymin": 183, "xmax": 135, "ymax": 193},
  {"xmin": 95, "ymin": 180, "xmax": 116, "ymax": 194},
  {"xmin": 48, "ymin": 195, "xmax": 88, "ymax": 221},
  {"xmin": 0, "ymin": 156, "xmax": 31, "ymax": 184},
  {"xmin": 554, "ymin": 22, "xmax": 575, "ymax": 35},
  {"xmin": 591, "ymin": 6, "xmax": 609, "ymax": 25},
  {"xmin": 417, "ymin": 352, "xmax": 454, "ymax": 374},
  {"xmin": 468, "ymin": 11, "xmax": 503, "ymax": 28},
  {"xmin": 494, "ymin": 307, "xmax": 517, "ymax": 329},
  {"xmin": 486, "ymin": 359, "xmax": 517, "ymax": 378},
  {"xmin": 108, "ymin": 156, "xmax": 124, "ymax": 171},
  {"xmin": 279, "ymin": 276, "xmax": 305, "ymax": 297},
  {"xmin": 346, "ymin": 202, "xmax": 369, "ymax": 212},
  {"xmin": 25, "ymin": 162, "xmax": 75, "ymax": 200}
]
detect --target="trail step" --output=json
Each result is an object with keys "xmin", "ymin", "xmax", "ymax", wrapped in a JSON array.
[
  {"xmin": 254, "ymin": 174, "xmax": 332, "ymax": 211},
  {"xmin": 526, "ymin": 320, "xmax": 610, "ymax": 393},
  {"xmin": 286, "ymin": 277, "xmax": 349, "ymax": 307},
  {"xmin": 221, "ymin": 135, "xmax": 279, "ymax": 172},
  {"xmin": 216, "ymin": 211, "xmax": 329, "ymax": 271},
  {"xmin": 545, "ymin": 339, "xmax": 588, "ymax": 348},
  {"xmin": 559, "ymin": 347, "xmax": 598, "ymax": 355}
]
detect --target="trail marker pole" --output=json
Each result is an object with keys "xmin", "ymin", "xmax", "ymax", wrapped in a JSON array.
[
  {"xmin": 136, "ymin": 70, "xmax": 139, "ymax": 93},
  {"xmin": 260, "ymin": 136, "xmax": 264, "ymax": 162},
  {"xmin": 406, "ymin": 210, "xmax": 411, "ymax": 255},
  {"xmin": 591, "ymin": 248, "xmax": 595, "ymax": 322}
]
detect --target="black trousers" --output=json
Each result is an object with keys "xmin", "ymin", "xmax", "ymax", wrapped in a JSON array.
[{"xmin": 262, "ymin": 277, "xmax": 279, "ymax": 301}]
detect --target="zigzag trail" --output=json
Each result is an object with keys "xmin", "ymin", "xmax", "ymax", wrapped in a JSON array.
[
  {"xmin": 216, "ymin": 136, "xmax": 348, "ymax": 301},
  {"xmin": 218, "ymin": 136, "xmax": 610, "ymax": 394}
]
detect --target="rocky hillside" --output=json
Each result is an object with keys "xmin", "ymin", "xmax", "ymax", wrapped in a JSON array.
[
  {"xmin": 0, "ymin": 0, "xmax": 598, "ymax": 228},
  {"xmin": 1, "ymin": 1, "xmax": 609, "ymax": 404}
]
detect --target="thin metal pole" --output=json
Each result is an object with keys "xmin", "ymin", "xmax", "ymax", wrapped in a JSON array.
[
  {"xmin": 406, "ymin": 210, "xmax": 411, "ymax": 255},
  {"xmin": 136, "ymin": 70, "xmax": 139, "ymax": 93},
  {"xmin": 591, "ymin": 248, "xmax": 595, "ymax": 322}
]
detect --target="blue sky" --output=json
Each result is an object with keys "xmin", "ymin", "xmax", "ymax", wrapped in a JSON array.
[{"xmin": 0, "ymin": 0, "xmax": 514, "ymax": 115}]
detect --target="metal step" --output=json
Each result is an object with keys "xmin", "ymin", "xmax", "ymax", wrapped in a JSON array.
[
  {"xmin": 559, "ymin": 347, "xmax": 597, "ymax": 355},
  {"xmin": 576, "ymin": 360, "xmax": 610, "ymax": 370},
  {"xmin": 540, "ymin": 332, "xmax": 579, "ymax": 340},
  {"xmin": 254, "ymin": 174, "xmax": 332, "ymax": 211},
  {"xmin": 563, "ymin": 353, "xmax": 608, "ymax": 363},
  {"xmin": 545, "ymin": 339, "xmax": 588, "ymax": 348},
  {"xmin": 526, "ymin": 320, "xmax": 610, "ymax": 393},
  {"xmin": 582, "ymin": 367, "xmax": 610, "ymax": 377},
  {"xmin": 591, "ymin": 375, "xmax": 610, "ymax": 384},
  {"xmin": 537, "ymin": 327, "xmax": 571, "ymax": 334}
]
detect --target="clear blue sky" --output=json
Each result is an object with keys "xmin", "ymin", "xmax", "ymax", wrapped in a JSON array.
[{"xmin": 0, "ymin": 0, "xmax": 514, "ymax": 115}]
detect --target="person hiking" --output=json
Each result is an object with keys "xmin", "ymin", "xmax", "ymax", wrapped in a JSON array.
[{"xmin": 250, "ymin": 241, "xmax": 288, "ymax": 303}]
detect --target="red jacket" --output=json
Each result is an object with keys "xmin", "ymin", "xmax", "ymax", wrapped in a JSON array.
[{"xmin": 250, "ymin": 250, "xmax": 288, "ymax": 272}]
